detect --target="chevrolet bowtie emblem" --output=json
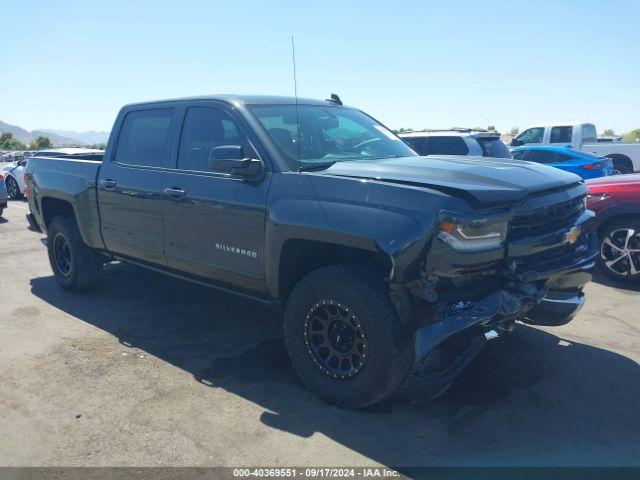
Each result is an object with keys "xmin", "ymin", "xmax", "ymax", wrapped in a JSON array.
[{"xmin": 564, "ymin": 226, "xmax": 581, "ymax": 245}]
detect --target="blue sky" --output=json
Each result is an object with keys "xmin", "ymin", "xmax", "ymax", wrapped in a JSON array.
[{"xmin": 2, "ymin": 0, "xmax": 639, "ymax": 134}]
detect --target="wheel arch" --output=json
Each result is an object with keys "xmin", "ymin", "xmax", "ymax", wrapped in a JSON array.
[
  {"xmin": 595, "ymin": 205, "xmax": 640, "ymax": 233},
  {"xmin": 275, "ymin": 238, "xmax": 394, "ymax": 305},
  {"xmin": 41, "ymin": 196, "xmax": 76, "ymax": 229},
  {"xmin": 605, "ymin": 154, "xmax": 634, "ymax": 173}
]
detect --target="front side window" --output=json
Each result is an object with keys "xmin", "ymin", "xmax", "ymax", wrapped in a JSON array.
[
  {"xmin": 402, "ymin": 136, "xmax": 429, "ymax": 155},
  {"xmin": 516, "ymin": 127, "xmax": 544, "ymax": 145},
  {"xmin": 115, "ymin": 109, "xmax": 173, "ymax": 167},
  {"xmin": 425, "ymin": 136, "xmax": 469, "ymax": 156},
  {"xmin": 178, "ymin": 107, "xmax": 254, "ymax": 172},
  {"xmin": 550, "ymin": 126, "xmax": 573, "ymax": 143},
  {"xmin": 249, "ymin": 105, "xmax": 415, "ymax": 167}
]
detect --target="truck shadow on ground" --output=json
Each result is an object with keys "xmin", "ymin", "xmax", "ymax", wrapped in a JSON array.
[{"xmin": 30, "ymin": 263, "xmax": 640, "ymax": 466}]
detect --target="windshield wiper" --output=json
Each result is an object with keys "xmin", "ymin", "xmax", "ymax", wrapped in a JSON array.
[{"xmin": 298, "ymin": 161, "xmax": 336, "ymax": 171}]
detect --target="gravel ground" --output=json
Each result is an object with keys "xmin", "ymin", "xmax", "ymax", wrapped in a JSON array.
[{"xmin": 1, "ymin": 200, "xmax": 639, "ymax": 467}]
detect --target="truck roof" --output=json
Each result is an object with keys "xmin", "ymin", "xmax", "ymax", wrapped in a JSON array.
[{"xmin": 122, "ymin": 94, "xmax": 341, "ymax": 108}]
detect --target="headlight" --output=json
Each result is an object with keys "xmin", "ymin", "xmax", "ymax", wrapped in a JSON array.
[
  {"xmin": 438, "ymin": 212, "xmax": 508, "ymax": 252},
  {"xmin": 586, "ymin": 193, "xmax": 609, "ymax": 204}
]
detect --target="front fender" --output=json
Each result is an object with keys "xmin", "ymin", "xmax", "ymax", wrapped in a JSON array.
[{"xmin": 264, "ymin": 173, "xmax": 457, "ymax": 299}]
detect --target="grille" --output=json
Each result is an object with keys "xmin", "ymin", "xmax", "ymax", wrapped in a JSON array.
[{"xmin": 509, "ymin": 195, "xmax": 585, "ymax": 240}]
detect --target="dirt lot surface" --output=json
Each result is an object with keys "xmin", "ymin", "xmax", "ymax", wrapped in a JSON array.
[{"xmin": 1, "ymin": 200, "xmax": 639, "ymax": 467}]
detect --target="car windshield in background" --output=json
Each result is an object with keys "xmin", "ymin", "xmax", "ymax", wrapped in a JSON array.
[
  {"xmin": 249, "ymin": 105, "xmax": 416, "ymax": 167},
  {"xmin": 477, "ymin": 137, "xmax": 512, "ymax": 158}
]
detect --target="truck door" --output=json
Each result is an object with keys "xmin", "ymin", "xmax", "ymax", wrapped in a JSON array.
[
  {"xmin": 161, "ymin": 103, "xmax": 270, "ymax": 293},
  {"xmin": 97, "ymin": 106, "xmax": 179, "ymax": 265}
]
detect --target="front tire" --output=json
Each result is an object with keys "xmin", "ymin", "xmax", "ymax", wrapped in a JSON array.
[
  {"xmin": 598, "ymin": 218, "xmax": 640, "ymax": 284},
  {"xmin": 5, "ymin": 176, "xmax": 22, "ymax": 200},
  {"xmin": 47, "ymin": 216, "xmax": 103, "ymax": 291},
  {"xmin": 284, "ymin": 265, "xmax": 413, "ymax": 408}
]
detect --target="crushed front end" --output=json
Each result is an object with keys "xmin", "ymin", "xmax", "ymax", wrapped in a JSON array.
[{"xmin": 392, "ymin": 183, "xmax": 598, "ymax": 402}]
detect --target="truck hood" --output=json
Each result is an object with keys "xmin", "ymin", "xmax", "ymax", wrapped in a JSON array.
[{"xmin": 320, "ymin": 155, "xmax": 582, "ymax": 206}]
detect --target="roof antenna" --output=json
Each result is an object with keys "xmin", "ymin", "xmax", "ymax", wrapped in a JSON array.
[{"xmin": 291, "ymin": 36, "xmax": 302, "ymax": 171}]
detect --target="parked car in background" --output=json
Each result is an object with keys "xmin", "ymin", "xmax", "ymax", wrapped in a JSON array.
[
  {"xmin": 586, "ymin": 174, "xmax": 640, "ymax": 284},
  {"xmin": 399, "ymin": 129, "xmax": 512, "ymax": 158},
  {"xmin": 1, "ymin": 148, "xmax": 104, "ymax": 199},
  {"xmin": 512, "ymin": 146, "xmax": 613, "ymax": 180},
  {"xmin": 0, "ymin": 172, "xmax": 7, "ymax": 217},
  {"xmin": 510, "ymin": 122, "xmax": 640, "ymax": 174}
]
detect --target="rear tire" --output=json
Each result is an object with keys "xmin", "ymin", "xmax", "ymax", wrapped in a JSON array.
[
  {"xmin": 283, "ymin": 265, "xmax": 414, "ymax": 408},
  {"xmin": 611, "ymin": 158, "xmax": 632, "ymax": 175},
  {"xmin": 47, "ymin": 215, "xmax": 103, "ymax": 291}
]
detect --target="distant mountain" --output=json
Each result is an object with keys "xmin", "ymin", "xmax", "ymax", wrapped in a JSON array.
[
  {"xmin": 0, "ymin": 120, "xmax": 109, "ymax": 147},
  {"xmin": 39, "ymin": 129, "xmax": 110, "ymax": 145},
  {"xmin": 0, "ymin": 120, "xmax": 34, "ymax": 144}
]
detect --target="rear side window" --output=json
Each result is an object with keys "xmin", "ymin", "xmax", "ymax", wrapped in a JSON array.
[
  {"xmin": 569, "ymin": 148, "xmax": 602, "ymax": 159},
  {"xmin": 552, "ymin": 152, "xmax": 573, "ymax": 162},
  {"xmin": 425, "ymin": 136, "xmax": 469, "ymax": 155},
  {"xmin": 476, "ymin": 138, "xmax": 511, "ymax": 158},
  {"xmin": 550, "ymin": 126, "xmax": 573, "ymax": 143},
  {"xmin": 115, "ymin": 109, "xmax": 173, "ymax": 167},
  {"xmin": 581, "ymin": 124, "xmax": 597, "ymax": 142},
  {"xmin": 526, "ymin": 150, "xmax": 556, "ymax": 164}
]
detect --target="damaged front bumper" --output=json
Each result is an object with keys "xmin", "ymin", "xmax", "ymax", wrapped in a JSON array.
[
  {"xmin": 398, "ymin": 285, "xmax": 544, "ymax": 402},
  {"xmin": 397, "ymin": 207, "xmax": 598, "ymax": 403}
]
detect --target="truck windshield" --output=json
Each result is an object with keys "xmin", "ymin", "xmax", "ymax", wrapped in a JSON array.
[{"xmin": 249, "ymin": 105, "xmax": 416, "ymax": 168}]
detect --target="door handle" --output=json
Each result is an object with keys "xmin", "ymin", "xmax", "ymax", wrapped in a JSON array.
[
  {"xmin": 163, "ymin": 187, "xmax": 186, "ymax": 198},
  {"xmin": 99, "ymin": 179, "xmax": 117, "ymax": 189}
]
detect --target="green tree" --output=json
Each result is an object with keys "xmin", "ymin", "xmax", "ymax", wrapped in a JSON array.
[
  {"xmin": 0, "ymin": 132, "xmax": 27, "ymax": 150},
  {"xmin": 487, "ymin": 125, "xmax": 496, "ymax": 131},
  {"xmin": 28, "ymin": 136, "xmax": 52, "ymax": 150},
  {"xmin": 622, "ymin": 129, "xmax": 640, "ymax": 142},
  {"xmin": 509, "ymin": 127, "xmax": 520, "ymax": 136},
  {"xmin": 602, "ymin": 129, "xmax": 616, "ymax": 137}
]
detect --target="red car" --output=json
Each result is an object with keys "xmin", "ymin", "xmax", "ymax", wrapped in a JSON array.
[{"xmin": 586, "ymin": 174, "xmax": 640, "ymax": 283}]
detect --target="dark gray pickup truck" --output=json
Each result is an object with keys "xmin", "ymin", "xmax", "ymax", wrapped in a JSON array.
[{"xmin": 25, "ymin": 95, "xmax": 598, "ymax": 408}]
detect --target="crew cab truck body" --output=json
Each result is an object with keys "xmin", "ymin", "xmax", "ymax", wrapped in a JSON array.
[
  {"xmin": 511, "ymin": 122, "xmax": 640, "ymax": 174},
  {"xmin": 26, "ymin": 95, "xmax": 598, "ymax": 408}
]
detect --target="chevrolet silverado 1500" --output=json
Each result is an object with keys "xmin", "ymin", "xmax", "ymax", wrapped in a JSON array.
[{"xmin": 25, "ymin": 95, "xmax": 598, "ymax": 408}]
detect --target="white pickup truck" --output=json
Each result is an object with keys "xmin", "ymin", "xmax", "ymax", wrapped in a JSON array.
[{"xmin": 510, "ymin": 122, "xmax": 640, "ymax": 174}]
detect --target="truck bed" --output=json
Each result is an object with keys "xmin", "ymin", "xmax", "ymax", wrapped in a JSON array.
[{"xmin": 27, "ymin": 156, "xmax": 104, "ymax": 250}]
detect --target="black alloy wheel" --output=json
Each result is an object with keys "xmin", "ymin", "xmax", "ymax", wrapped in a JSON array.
[
  {"xmin": 53, "ymin": 233, "xmax": 73, "ymax": 277},
  {"xmin": 303, "ymin": 299, "xmax": 368, "ymax": 380}
]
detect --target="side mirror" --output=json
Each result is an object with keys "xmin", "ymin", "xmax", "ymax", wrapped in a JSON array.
[
  {"xmin": 209, "ymin": 145, "xmax": 263, "ymax": 178},
  {"xmin": 510, "ymin": 138, "xmax": 522, "ymax": 147},
  {"xmin": 18, "ymin": 160, "xmax": 27, "ymax": 167}
]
